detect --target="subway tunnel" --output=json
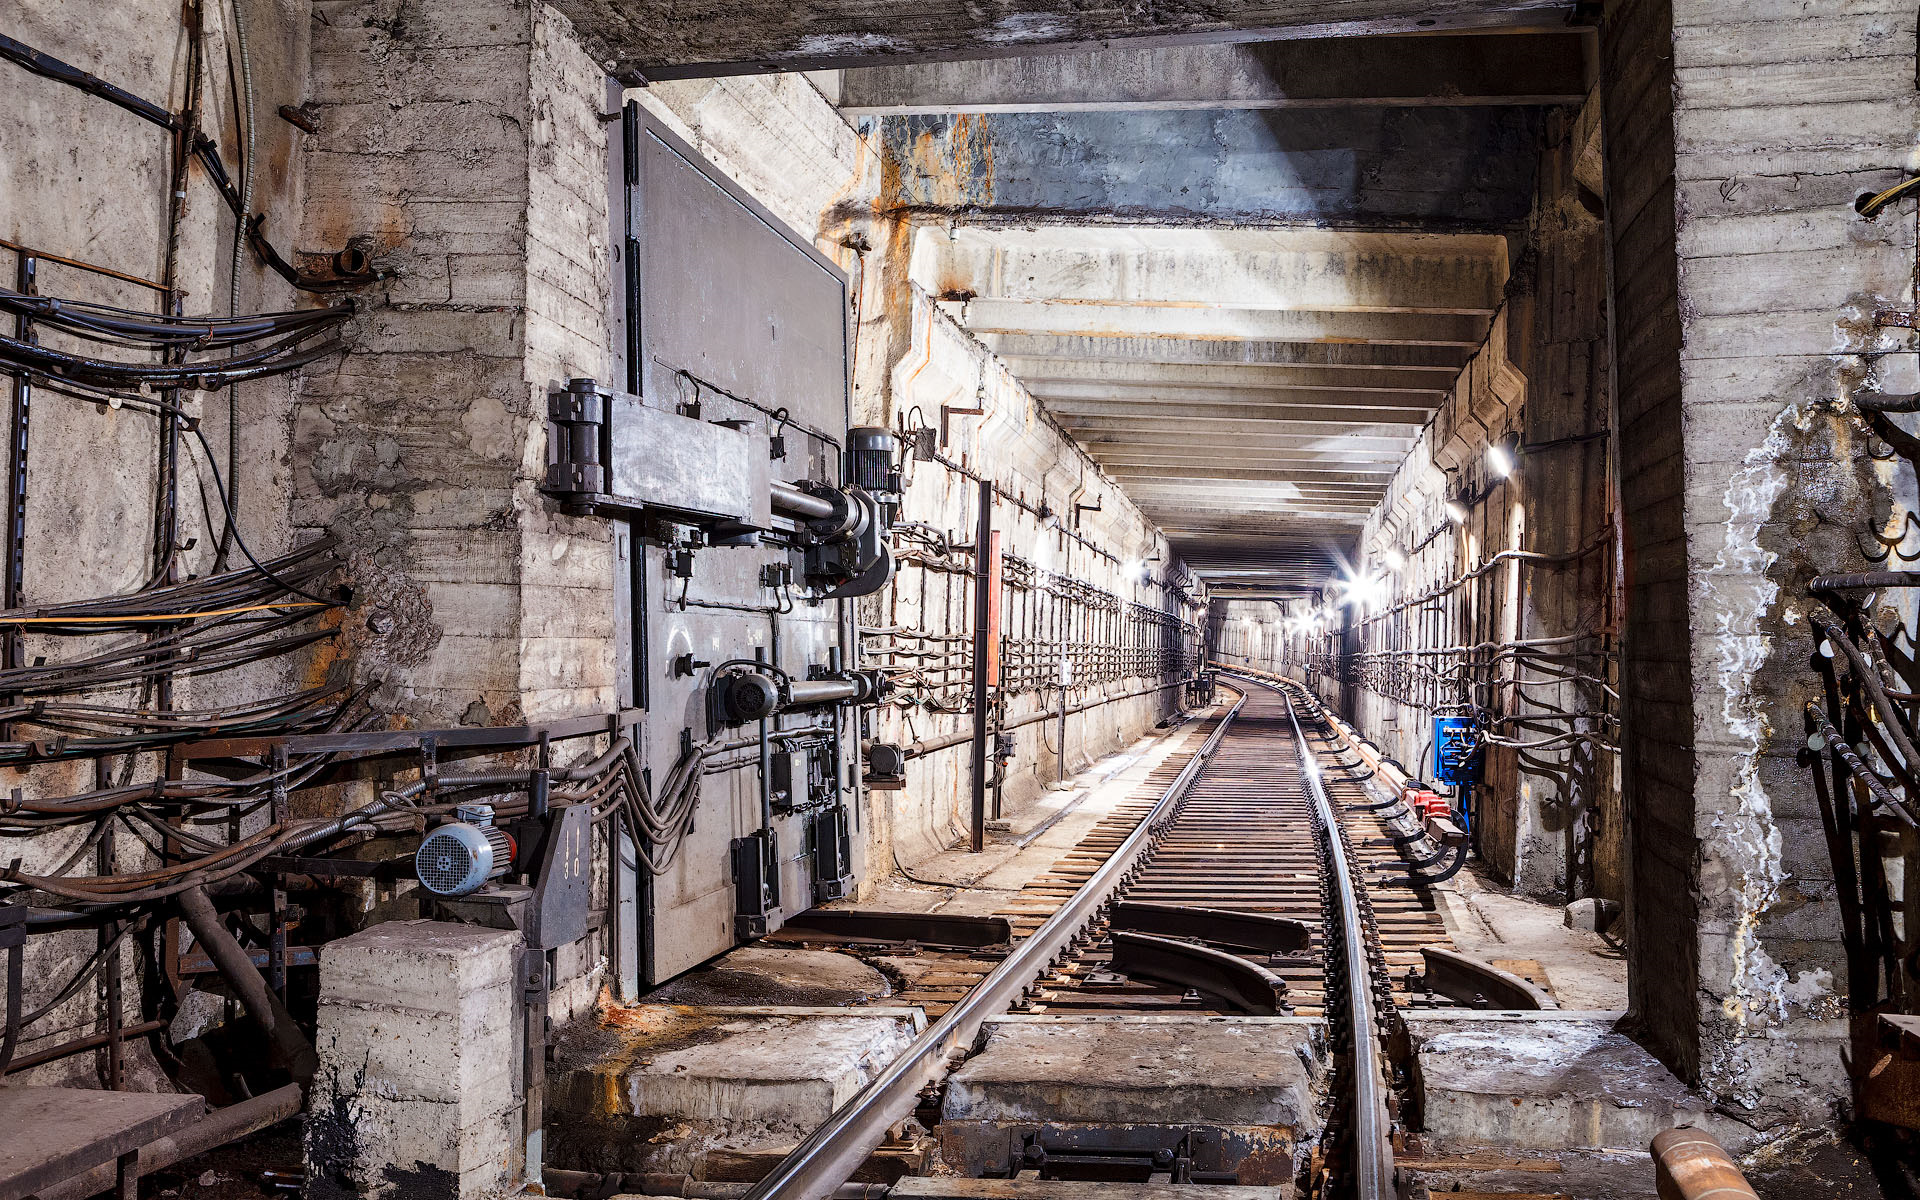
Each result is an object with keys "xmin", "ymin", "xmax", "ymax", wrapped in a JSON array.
[{"xmin": 0, "ymin": 2, "xmax": 1909, "ymax": 1198}]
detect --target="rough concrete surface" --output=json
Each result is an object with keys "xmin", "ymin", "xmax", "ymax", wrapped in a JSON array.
[
  {"xmin": 309, "ymin": 922, "xmax": 525, "ymax": 1200},
  {"xmin": 1411, "ymin": 1015, "xmax": 1747, "ymax": 1155},
  {"xmin": 945, "ymin": 1015, "xmax": 1322, "ymax": 1130},
  {"xmin": 643, "ymin": 947, "xmax": 894, "ymax": 1007},
  {"xmin": 546, "ymin": 1004, "xmax": 924, "ymax": 1173}
]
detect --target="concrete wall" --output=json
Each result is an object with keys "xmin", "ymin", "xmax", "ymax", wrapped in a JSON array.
[
  {"xmin": 1599, "ymin": 0, "xmax": 1702, "ymax": 1087},
  {"xmin": 298, "ymin": 0, "xmax": 615, "ymax": 729},
  {"xmin": 1654, "ymin": 0, "xmax": 1917, "ymax": 1121},
  {"xmin": 1, "ymin": 0, "xmax": 311, "ymax": 1081}
]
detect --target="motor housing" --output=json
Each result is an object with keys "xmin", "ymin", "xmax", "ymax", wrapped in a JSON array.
[{"xmin": 415, "ymin": 805, "xmax": 517, "ymax": 897}]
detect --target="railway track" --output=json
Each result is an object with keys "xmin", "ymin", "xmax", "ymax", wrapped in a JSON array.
[{"xmin": 749, "ymin": 674, "xmax": 1501, "ymax": 1200}]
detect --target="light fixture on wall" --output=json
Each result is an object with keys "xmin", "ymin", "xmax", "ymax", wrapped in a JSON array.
[
  {"xmin": 1444, "ymin": 497, "xmax": 1469, "ymax": 524},
  {"xmin": 1486, "ymin": 442, "xmax": 1514, "ymax": 479},
  {"xmin": 1381, "ymin": 548, "xmax": 1406, "ymax": 572}
]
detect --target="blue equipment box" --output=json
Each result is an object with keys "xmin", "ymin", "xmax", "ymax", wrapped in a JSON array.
[{"xmin": 1433, "ymin": 716, "xmax": 1480, "ymax": 786}]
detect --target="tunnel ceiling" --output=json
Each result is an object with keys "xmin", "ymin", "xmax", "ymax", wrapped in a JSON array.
[
  {"xmin": 558, "ymin": 0, "xmax": 1580, "ymax": 80},
  {"xmin": 913, "ymin": 226, "xmax": 1506, "ymax": 595},
  {"xmin": 867, "ymin": 27, "xmax": 1581, "ymax": 599}
]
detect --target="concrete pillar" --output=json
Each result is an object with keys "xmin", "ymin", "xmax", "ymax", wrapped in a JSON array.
[
  {"xmin": 297, "ymin": 0, "xmax": 614, "ymax": 728},
  {"xmin": 1602, "ymin": 0, "xmax": 1917, "ymax": 1122},
  {"xmin": 306, "ymin": 921, "xmax": 524, "ymax": 1200}
]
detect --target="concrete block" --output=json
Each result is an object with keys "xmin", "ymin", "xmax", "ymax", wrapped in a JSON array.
[
  {"xmin": 546, "ymin": 1006, "xmax": 925, "ymax": 1173},
  {"xmin": 315, "ymin": 991, "xmax": 519, "ymax": 1103},
  {"xmin": 1564, "ymin": 898, "xmax": 1622, "ymax": 934},
  {"xmin": 1412, "ymin": 1016, "xmax": 1740, "ymax": 1153},
  {"xmin": 615, "ymin": 1009, "xmax": 920, "ymax": 1124},
  {"xmin": 308, "ymin": 922, "xmax": 525, "ymax": 1200},
  {"xmin": 942, "ymin": 1016, "xmax": 1321, "ymax": 1130},
  {"xmin": 319, "ymin": 921, "xmax": 520, "ymax": 1012}
]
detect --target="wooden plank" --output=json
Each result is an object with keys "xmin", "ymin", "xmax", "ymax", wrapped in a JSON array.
[{"xmin": 0, "ymin": 1087, "xmax": 204, "ymax": 1200}]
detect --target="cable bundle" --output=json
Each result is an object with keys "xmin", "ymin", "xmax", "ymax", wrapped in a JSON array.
[{"xmin": 0, "ymin": 287, "xmax": 349, "ymax": 392}]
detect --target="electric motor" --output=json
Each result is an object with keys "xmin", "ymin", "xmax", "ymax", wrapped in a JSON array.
[{"xmin": 415, "ymin": 804, "xmax": 516, "ymax": 897}]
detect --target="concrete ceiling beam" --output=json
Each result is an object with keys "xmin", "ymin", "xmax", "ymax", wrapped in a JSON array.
[
  {"xmin": 1033, "ymin": 382, "xmax": 1443, "ymax": 408},
  {"xmin": 943, "ymin": 298, "xmax": 1490, "ymax": 345},
  {"xmin": 1047, "ymin": 399, "xmax": 1433, "ymax": 424},
  {"xmin": 880, "ymin": 107, "xmax": 1545, "ymax": 226},
  {"xmin": 917, "ymin": 227, "xmax": 1507, "ymax": 314},
  {"xmin": 1001, "ymin": 357, "xmax": 1462, "ymax": 392},
  {"xmin": 981, "ymin": 333, "xmax": 1473, "ymax": 371},
  {"xmin": 839, "ymin": 31, "xmax": 1592, "ymax": 114},
  {"xmin": 580, "ymin": 2, "xmax": 1584, "ymax": 80},
  {"xmin": 1077, "ymin": 438, "xmax": 1416, "ymax": 462},
  {"xmin": 1090, "ymin": 452, "xmax": 1404, "ymax": 473},
  {"xmin": 1102, "ymin": 464, "xmax": 1396, "ymax": 487},
  {"xmin": 1059, "ymin": 415, "xmax": 1421, "ymax": 442}
]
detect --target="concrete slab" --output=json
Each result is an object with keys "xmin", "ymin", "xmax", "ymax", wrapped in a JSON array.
[
  {"xmin": 1410, "ymin": 1015, "xmax": 1749, "ymax": 1155},
  {"xmin": 946, "ymin": 1016, "xmax": 1323, "ymax": 1128},
  {"xmin": 1430, "ymin": 860, "xmax": 1630, "ymax": 1012},
  {"xmin": 1398, "ymin": 1148, "xmax": 1658, "ymax": 1200},
  {"xmin": 643, "ymin": 947, "xmax": 893, "ymax": 1006},
  {"xmin": 546, "ymin": 1004, "xmax": 925, "ymax": 1174},
  {"xmin": 937, "ymin": 1016, "xmax": 1323, "ymax": 1186}
]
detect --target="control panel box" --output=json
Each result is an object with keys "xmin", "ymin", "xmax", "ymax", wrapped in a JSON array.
[{"xmin": 1433, "ymin": 715, "xmax": 1481, "ymax": 787}]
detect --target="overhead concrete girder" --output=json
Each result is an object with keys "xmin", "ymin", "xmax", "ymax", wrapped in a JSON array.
[
  {"xmin": 943, "ymin": 299, "xmax": 1491, "ymax": 345},
  {"xmin": 1046, "ymin": 399, "xmax": 1433, "ymax": 424},
  {"xmin": 980, "ymin": 333, "xmax": 1472, "ymax": 372},
  {"xmin": 1120, "ymin": 484, "xmax": 1378, "ymax": 510},
  {"xmin": 1057, "ymin": 415, "xmax": 1421, "ymax": 442},
  {"xmin": 565, "ymin": 1, "xmax": 1583, "ymax": 80},
  {"xmin": 879, "ymin": 107, "xmax": 1546, "ymax": 227},
  {"xmin": 1033, "ymin": 382, "xmax": 1443, "ymax": 408},
  {"xmin": 1101, "ymin": 465, "xmax": 1396, "ymax": 489},
  {"xmin": 1072, "ymin": 429, "xmax": 1417, "ymax": 454},
  {"xmin": 1000, "ymin": 358, "xmax": 1462, "ymax": 392},
  {"xmin": 839, "ymin": 31, "xmax": 1592, "ymax": 114},
  {"xmin": 914, "ymin": 227, "xmax": 1508, "ymax": 314},
  {"xmin": 1087, "ymin": 448, "xmax": 1408, "ymax": 469}
]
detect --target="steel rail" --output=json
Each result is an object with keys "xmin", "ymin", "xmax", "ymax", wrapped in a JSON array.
[
  {"xmin": 740, "ymin": 686, "xmax": 1250, "ymax": 1200},
  {"xmin": 1281, "ymin": 682, "xmax": 1395, "ymax": 1200}
]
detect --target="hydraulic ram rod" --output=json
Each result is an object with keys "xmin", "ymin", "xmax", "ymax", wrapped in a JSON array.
[{"xmin": 739, "ymin": 687, "xmax": 1249, "ymax": 1200}]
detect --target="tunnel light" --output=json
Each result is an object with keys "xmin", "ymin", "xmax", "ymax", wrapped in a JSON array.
[
  {"xmin": 1336, "ymin": 571, "xmax": 1388, "ymax": 612},
  {"xmin": 1486, "ymin": 442, "xmax": 1514, "ymax": 479},
  {"xmin": 1444, "ymin": 498, "xmax": 1469, "ymax": 524},
  {"xmin": 1381, "ymin": 548, "xmax": 1406, "ymax": 573}
]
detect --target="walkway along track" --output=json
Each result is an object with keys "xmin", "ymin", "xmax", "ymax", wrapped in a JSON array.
[{"xmin": 744, "ymin": 674, "xmax": 1471, "ymax": 1200}]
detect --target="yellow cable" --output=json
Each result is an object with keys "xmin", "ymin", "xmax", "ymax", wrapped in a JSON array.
[
  {"xmin": 0, "ymin": 601, "xmax": 330, "ymax": 625},
  {"xmin": 1858, "ymin": 176, "xmax": 1920, "ymax": 220}
]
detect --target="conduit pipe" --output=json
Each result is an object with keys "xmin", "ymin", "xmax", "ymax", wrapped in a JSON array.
[
  {"xmin": 175, "ymin": 886, "xmax": 317, "ymax": 1082},
  {"xmin": 1650, "ymin": 1128, "xmax": 1757, "ymax": 1200}
]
